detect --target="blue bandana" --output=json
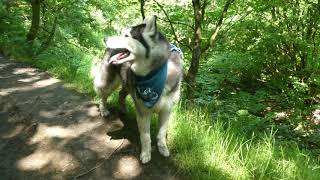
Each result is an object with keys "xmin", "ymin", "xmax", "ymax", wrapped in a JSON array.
[
  {"xmin": 135, "ymin": 44, "xmax": 182, "ymax": 108},
  {"xmin": 135, "ymin": 62, "xmax": 168, "ymax": 108}
]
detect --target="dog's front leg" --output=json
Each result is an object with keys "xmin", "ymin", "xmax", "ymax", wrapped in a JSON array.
[
  {"xmin": 157, "ymin": 109, "xmax": 171, "ymax": 157},
  {"xmin": 136, "ymin": 111, "xmax": 152, "ymax": 164}
]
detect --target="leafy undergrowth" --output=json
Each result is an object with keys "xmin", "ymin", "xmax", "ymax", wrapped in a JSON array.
[
  {"xmin": 174, "ymin": 65, "xmax": 320, "ymax": 179},
  {"xmin": 168, "ymin": 105, "xmax": 320, "ymax": 179},
  {"xmin": 173, "ymin": 53, "xmax": 320, "ymax": 178}
]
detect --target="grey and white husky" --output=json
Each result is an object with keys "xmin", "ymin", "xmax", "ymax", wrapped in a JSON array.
[{"xmin": 93, "ymin": 16, "xmax": 183, "ymax": 163}]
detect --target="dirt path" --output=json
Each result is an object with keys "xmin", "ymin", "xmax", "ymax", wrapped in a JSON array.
[{"xmin": 0, "ymin": 55, "xmax": 181, "ymax": 180}]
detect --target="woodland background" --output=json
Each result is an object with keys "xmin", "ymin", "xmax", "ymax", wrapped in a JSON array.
[{"xmin": 1, "ymin": 0, "xmax": 320, "ymax": 179}]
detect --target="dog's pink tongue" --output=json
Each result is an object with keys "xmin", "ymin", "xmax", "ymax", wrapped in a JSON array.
[{"xmin": 117, "ymin": 52, "xmax": 127, "ymax": 60}]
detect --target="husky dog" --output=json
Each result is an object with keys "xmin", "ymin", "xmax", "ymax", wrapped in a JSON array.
[{"xmin": 93, "ymin": 16, "xmax": 183, "ymax": 163}]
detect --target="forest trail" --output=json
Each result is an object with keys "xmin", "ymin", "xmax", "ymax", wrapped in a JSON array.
[{"xmin": 0, "ymin": 55, "xmax": 180, "ymax": 180}]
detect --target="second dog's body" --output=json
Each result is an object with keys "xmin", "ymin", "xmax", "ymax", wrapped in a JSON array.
[{"xmin": 93, "ymin": 16, "xmax": 183, "ymax": 163}]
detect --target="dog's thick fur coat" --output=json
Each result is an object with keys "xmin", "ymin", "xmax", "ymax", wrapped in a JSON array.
[{"xmin": 93, "ymin": 16, "xmax": 183, "ymax": 163}]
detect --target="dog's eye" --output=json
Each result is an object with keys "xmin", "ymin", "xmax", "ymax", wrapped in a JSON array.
[{"xmin": 124, "ymin": 34, "xmax": 129, "ymax": 37}]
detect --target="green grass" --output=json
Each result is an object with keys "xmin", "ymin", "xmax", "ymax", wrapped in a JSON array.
[
  {"xmin": 33, "ymin": 45, "xmax": 97, "ymax": 95},
  {"xmin": 2, "ymin": 45, "xmax": 320, "ymax": 179},
  {"xmin": 168, "ymin": 106, "xmax": 320, "ymax": 179}
]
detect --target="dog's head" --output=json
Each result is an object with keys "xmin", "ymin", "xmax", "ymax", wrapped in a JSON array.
[{"xmin": 105, "ymin": 16, "xmax": 169, "ymax": 74}]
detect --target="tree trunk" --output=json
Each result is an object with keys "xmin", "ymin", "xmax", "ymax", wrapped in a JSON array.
[
  {"xmin": 37, "ymin": 16, "xmax": 58, "ymax": 55},
  {"xmin": 140, "ymin": 0, "xmax": 145, "ymax": 20},
  {"xmin": 186, "ymin": 0, "xmax": 203, "ymax": 101},
  {"xmin": 186, "ymin": 0, "xmax": 234, "ymax": 101},
  {"xmin": 26, "ymin": 0, "xmax": 41, "ymax": 43}
]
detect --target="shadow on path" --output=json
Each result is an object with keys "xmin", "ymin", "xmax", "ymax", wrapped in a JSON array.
[{"xmin": 0, "ymin": 56, "xmax": 180, "ymax": 180}]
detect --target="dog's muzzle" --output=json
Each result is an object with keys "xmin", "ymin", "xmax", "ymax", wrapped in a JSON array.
[{"xmin": 106, "ymin": 48, "xmax": 130, "ymax": 64}]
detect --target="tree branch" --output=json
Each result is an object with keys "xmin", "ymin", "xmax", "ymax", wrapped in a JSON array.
[
  {"xmin": 201, "ymin": 0, "xmax": 208, "ymax": 21},
  {"xmin": 202, "ymin": 0, "xmax": 235, "ymax": 52},
  {"xmin": 140, "ymin": 0, "xmax": 145, "ymax": 20},
  {"xmin": 157, "ymin": 17, "xmax": 194, "ymax": 30},
  {"xmin": 152, "ymin": 0, "xmax": 192, "ymax": 51}
]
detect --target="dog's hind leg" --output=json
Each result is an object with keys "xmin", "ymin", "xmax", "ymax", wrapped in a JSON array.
[
  {"xmin": 95, "ymin": 76, "xmax": 121, "ymax": 117},
  {"xmin": 98, "ymin": 90, "xmax": 111, "ymax": 117},
  {"xmin": 118, "ymin": 88, "xmax": 128, "ymax": 114},
  {"xmin": 157, "ymin": 109, "xmax": 171, "ymax": 157},
  {"xmin": 136, "ymin": 111, "xmax": 152, "ymax": 163}
]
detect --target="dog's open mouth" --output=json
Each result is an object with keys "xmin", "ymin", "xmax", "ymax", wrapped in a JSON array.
[{"xmin": 110, "ymin": 48, "xmax": 130, "ymax": 61}]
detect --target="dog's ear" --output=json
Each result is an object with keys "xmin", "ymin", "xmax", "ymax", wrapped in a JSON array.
[{"xmin": 144, "ymin": 15, "xmax": 157, "ymax": 35}]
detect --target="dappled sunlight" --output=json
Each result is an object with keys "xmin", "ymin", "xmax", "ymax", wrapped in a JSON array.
[
  {"xmin": 13, "ymin": 117, "xmax": 128, "ymax": 176},
  {"xmin": 274, "ymin": 111, "xmax": 289, "ymax": 121},
  {"xmin": 2, "ymin": 124, "xmax": 25, "ymax": 139},
  {"xmin": 112, "ymin": 155, "xmax": 142, "ymax": 179},
  {"xmin": 30, "ymin": 119, "xmax": 107, "ymax": 144},
  {"xmin": 17, "ymin": 148, "xmax": 79, "ymax": 172},
  {"xmin": 86, "ymin": 104, "xmax": 100, "ymax": 117},
  {"xmin": 312, "ymin": 109, "xmax": 320, "ymax": 125},
  {"xmin": 0, "ymin": 61, "xmax": 12, "ymax": 71},
  {"xmin": 85, "ymin": 134, "xmax": 121, "ymax": 156},
  {"xmin": 18, "ymin": 76, "xmax": 41, "ymax": 83},
  {"xmin": 0, "ymin": 86, "xmax": 37, "ymax": 96},
  {"xmin": 38, "ymin": 110, "xmax": 61, "ymax": 119},
  {"xmin": 276, "ymin": 159, "xmax": 297, "ymax": 178},
  {"xmin": 0, "ymin": 65, "xmax": 61, "ymax": 97},
  {"xmin": 89, "ymin": 7, "xmax": 107, "ymax": 26},
  {"xmin": 32, "ymin": 78, "xmax": 60, "ymax": 88},
  {"xmin": 13, "ymin": 67, "xmax": 38, "ymax": 76},
  {"xmin": 1, "ymin": 57, "xmax": 140, "ymax": 179}
]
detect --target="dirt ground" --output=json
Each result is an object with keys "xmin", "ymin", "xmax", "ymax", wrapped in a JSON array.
[{"xmin": 0, "ymin": 55, "xmax": 182, "ymax": 180}]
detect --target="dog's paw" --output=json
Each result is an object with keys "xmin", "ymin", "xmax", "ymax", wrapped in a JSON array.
[
  {"xmin": 100, "ymin": 109, "xmax": 110, "ymax": 117},
  {"xmin": 140, "ymin": 151, "xmax": 151, "ymax": 164},
  {"xmin": 158, "ymin": 143, "xmax": 170, "ymax": 157}
]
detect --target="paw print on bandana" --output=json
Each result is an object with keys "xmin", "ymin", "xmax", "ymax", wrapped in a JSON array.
[{"xmin": 137, "ymin": 87, "xmax": 159, "ymax": 101}]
